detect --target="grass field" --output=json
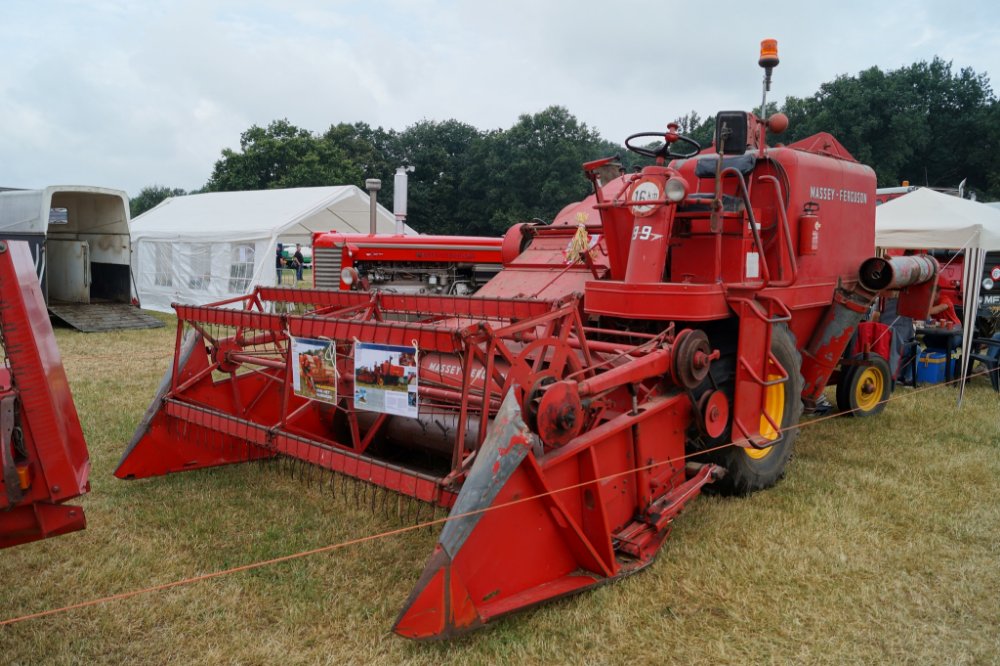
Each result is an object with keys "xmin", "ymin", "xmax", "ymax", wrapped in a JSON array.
[{"xmin": 2, "ymin": 314, "xmax": 998, "ymax": 665}]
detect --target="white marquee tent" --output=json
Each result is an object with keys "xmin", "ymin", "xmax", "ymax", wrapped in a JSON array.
[
  {"xmin": 131, "ymin": 186, "xmax": 411, "ymax": 312},
  {"xmin": 875, "ymin": 187, "xmax": 1000, "ymax": 401}
]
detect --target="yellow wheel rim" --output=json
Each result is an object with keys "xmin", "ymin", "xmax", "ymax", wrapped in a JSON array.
[
  {"xmin": 854, "ymin": 367, "xmax": 884, "ymax": 412},
  {"xmin": 747, "ymin": 370, "xmax": 784, "ymax": 460}
]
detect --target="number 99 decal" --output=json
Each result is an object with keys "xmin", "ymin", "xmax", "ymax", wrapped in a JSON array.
[{"xmin": 632, "ymin": 225, "xmax": 653, "ymax": 241}]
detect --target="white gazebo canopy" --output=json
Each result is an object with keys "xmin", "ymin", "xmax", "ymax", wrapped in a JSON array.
[
  {"xmin": 875, "ymin": 187, "xmax": 1000, "ymax": 250},
  {"xmin": 875, "ymin": 187, "xmax": 1000, "ymax": 401}
]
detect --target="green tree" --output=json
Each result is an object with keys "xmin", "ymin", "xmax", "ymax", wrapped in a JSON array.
[
  {"xmin": 391, "ymin": 119, "xmax": 489, "ymax": 235},
  {"xmin": 130, "ymin": 185, "xmax": 187, "ymax": 218},
  {"xmin": 672, "ymin": 111, "xmax": 716, "ymax": 150},
  {"xmin": 206, "ymin": 119, "xmax": 363, "ymax": 191},
  {"xmin": 480, "ymin": 106, "xmax": 610, "ymax": 233},
  {"xmin": 194, "ymin": 58, "xmax": 1000, "ymax": 238},
  {"xmin": 323, "ymin": 122, "xmax": 399, "ymax": 185},
  {"xmin": 779, "ymin": 58, "xmax": 998, "ymax": 197}
]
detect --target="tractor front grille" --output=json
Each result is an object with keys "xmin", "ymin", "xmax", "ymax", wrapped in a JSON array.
[{"xmin": 313, "ymin": 246, "xmax": 343, "ymax": 290}]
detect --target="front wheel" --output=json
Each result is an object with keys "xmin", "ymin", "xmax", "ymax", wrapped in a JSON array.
[
  {"xmin": 836, "ymin": 356, "xmax": 890, "ymax": 417},
  {"xmin": 709, "ymin": 324, "xmax": 803, "ymax": 495}
]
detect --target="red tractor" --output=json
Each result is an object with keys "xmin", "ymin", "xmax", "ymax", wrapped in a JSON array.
[
  {"xmin": 312, "ymin": 231, "xmax": 504, "ymax": 294},
  {"xmin": 116, "ymin": 41, "xmax": 937, "ymax": 638}
]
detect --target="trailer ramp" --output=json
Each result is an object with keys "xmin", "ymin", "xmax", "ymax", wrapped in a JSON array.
[{"xmin": 48, "ymin": 303, "xmax": 165, "ymax": 332}]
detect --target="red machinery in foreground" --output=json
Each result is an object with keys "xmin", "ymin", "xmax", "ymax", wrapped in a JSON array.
[
  {"xmin": 0, "ymin": 241, "xmax": 90, "ymax": 548},
  {"xmin": 116, "ymin": 43, "xmax": 938, "ymax": 638}
]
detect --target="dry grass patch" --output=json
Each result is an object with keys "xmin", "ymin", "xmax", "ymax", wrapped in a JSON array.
[{"xmin": 1, "ymin": 315, "xmax": 998, "ymax": 664}]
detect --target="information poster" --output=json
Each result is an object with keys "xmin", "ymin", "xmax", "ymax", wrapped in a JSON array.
[
  {"xmin": 353, "ymin": 342, "xmax": 418, "ymax": 417},
  {"xmin": 291, "ymin": 337, "xmax": 337, "ymax": 404}
]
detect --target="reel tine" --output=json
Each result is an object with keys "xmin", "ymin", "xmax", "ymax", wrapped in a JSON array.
[
  {"xmin": 379, "ymin": 483, "xmax": 389, "ymax": 518},
  {"xmin": 328, "ymin": 466, "xmax": 337, "ymax": 499}
]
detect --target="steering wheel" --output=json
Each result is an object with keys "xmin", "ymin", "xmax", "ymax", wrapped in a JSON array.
[{"xmin": 625, "ymin": 130, "xmax": 701, "ymax": 160}]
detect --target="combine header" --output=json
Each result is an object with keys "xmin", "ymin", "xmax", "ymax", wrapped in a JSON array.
[
  {"xmin": 0, "ymin": 241, "xmax": 90, "ymax": 548},
  {"xmin": 117, "ymin": 41, "xmax": 937, "ymax": 638}
]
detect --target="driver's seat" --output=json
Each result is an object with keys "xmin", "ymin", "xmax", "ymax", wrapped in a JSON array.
[{"xmin": 693, "ymin": 151, "xmax": 757, "ymax": 179}]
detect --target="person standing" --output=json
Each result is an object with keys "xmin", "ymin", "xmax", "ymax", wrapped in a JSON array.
[
  {"xmin": 293, "ymin": 244, "xmax": 305, "ymax": 282},
  {"xmin": 929, "ymin": 290, "xmax": 962, "ymax": 328},
  {"xmin": 275, "ymin": 243, "xmax": 285, "ymax": 280}
]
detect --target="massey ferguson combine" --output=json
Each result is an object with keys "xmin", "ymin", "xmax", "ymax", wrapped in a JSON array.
[
  {"xmin": 116, "ymin": 42, "xmax": 937, "ymax": 638},
  {"xmin": 0, "ymin": 241, "xmax": 90, "ymax": 548}
]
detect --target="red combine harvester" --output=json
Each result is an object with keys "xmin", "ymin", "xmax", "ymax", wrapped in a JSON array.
[
  {"xmin": 311, "ymin": 232, "xmax": 503, "ymax": 294},
  {"xmin": 0, "ymin": 240, "xmax": 90, "ymax": 548},
  {"xmin": 116, "ymin": 42, "xmax": 937, "ymax": 638}
]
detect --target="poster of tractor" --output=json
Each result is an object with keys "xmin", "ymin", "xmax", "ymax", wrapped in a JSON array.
[
  {"xmin": 291, "ymin": 337, "xmax": 337, "ymax": 404},
  {"xmin": 353, "ymin": 342, "xmax": 418, "ymax": 417}
]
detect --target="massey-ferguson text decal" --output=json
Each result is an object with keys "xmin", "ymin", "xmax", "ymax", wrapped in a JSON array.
[{"xmin": 809, "ymin": 186, "xmax": 869, "ymax": 204}]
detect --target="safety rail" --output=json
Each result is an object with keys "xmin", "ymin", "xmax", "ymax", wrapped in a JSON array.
[
  {"xmin": 757, "ymin": 174, "xmax": 799, "ymax": 286},
  {"xmin": 726, "ymin": 295, "xmax": 792, "ymax": 326},
  {"xmin": 720, "ymin": 166, "xmax": 770, "ymax": 289}
]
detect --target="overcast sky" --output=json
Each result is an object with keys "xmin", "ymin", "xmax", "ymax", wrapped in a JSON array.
[{"xmin": 2, "ymin": 0, "xmax": 998, "ymax": 197}]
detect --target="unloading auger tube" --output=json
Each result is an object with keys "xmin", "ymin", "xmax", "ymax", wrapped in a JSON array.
[{"xmin": 799, "ymin": 254, "xmax": 939, "ymax": 405}]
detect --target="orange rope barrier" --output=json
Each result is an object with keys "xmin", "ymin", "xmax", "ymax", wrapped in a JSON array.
[
  {"xmin": 61, "ymin": 353, "xmax": 173, "ymax": 362},
  {"xmin": 1, "ymin": 366, "xmax": 996, "ymax": 629}
]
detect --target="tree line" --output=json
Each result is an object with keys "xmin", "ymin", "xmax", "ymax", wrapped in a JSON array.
[{"xmin": 132, "ymin": 57, "xmax": 1000, "ymax": 234}]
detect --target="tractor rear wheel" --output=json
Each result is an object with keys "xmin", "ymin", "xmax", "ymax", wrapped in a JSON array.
[
  {"xmin": 836, "ymin": 356, "xmax": 890, "ymax": 417},
  {"xmin": 710, "ymin": 324, "xmax": 803, "ymax": 495}
]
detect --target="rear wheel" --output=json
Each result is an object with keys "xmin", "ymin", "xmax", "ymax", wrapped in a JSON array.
[
  {"xmin": 710, "ymin": 324, "xmax": 803, "ymax": 495},
  {"xmin": 836, "ymin": 356, "xmax": 890, "ymax": 417}
]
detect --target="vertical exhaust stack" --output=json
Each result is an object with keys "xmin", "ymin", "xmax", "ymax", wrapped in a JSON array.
[
  {"xmin": 394, "ymin": 166, "xmax": 415, "ymax": 235},
  {"xmin": 366, "ymin": 178, "xmax": 381, "ymax": 235}
]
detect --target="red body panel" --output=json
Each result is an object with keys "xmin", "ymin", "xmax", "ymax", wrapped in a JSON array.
[
  {"xmin": 312, "ymin": 232, "xmax": 504, "ymax": 290},
  {"xmin": 313, "ymin": 233, "xmax": 504, "ymax": 261},
  {"xmin": 0, "ymin": 241, "xmax": 90, "ymax": 548}
]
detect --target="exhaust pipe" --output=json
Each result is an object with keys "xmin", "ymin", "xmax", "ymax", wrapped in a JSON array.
[
  {"xmin": 393, "ymin": 166, "xmax": 415, "ymax": 235},
  {"xmin": 365, "ymin": 178, "xmax": 381, "ymax": 235}
]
